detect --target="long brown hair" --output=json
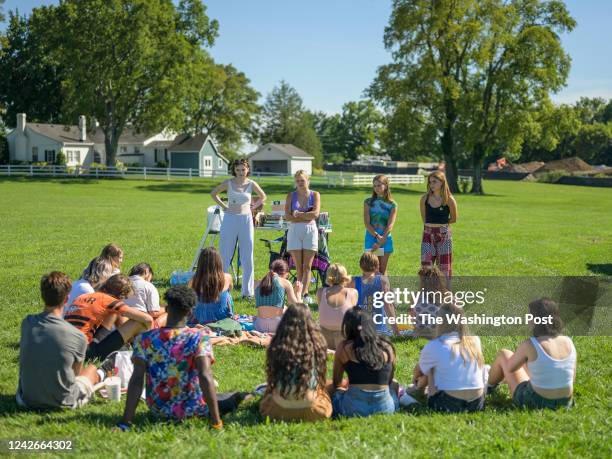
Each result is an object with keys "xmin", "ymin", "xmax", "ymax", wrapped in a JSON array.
[
  {"xmin": 259, "ymin": 259, "xmax": 288, "ymax": 297},
  {"xmin": 418, "ymin": 266, "xmax": 448, "ymax": 304},
  {"xmin": 266, "ymin": 304, "xmax": 328, "ymax": 398},
  {"xmin": 426, "ymin": 171, "xmax": 451, "ymax": 205},
  {"xmin": 191, "ymin": 247, "xmax": 225, "ymax": 303},
  {"xmin": 529, "ymin": 298, "xmax": 564, "ymax": 337},
  {"xmin": 100, "ymin": 243, "xmax": 124, "ymax": 269},
  {"xmin": 371, "ymin": 174, "xmax": 393, "ymax": 202},
  {"xmin": 435, "ymin": 303, "xmax": 484, "ymax": 368}
]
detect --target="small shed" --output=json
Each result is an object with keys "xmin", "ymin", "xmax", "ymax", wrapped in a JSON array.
[
  {"xmin": 168, "ymin": 134, "xmax": 228, "ymax": 176},
  {"xmin": 249, "ymin": 143, "xmax": 313, "ymax": 176}
]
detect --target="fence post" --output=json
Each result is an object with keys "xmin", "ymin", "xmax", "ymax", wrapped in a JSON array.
[
  {"xmin": 96, "ymin": 167, "xmax": 99, "ymax": 179},
  {"xmin": 30, "ymin": 164, "xmax": 34, "ymax": 176},
  {"xmin": 189, "ymin": 168, "xmax": 192, "ymax": 180},
  {"xmin": 167, "ymin": 168, "xmax": 170, "ymax": 180},
  {"xmin": 7, "ymin": 164, "xmax": 11, "ymax": 176},
  {"xmin": 143, "ymin": 167, "xmax": 147, "ymax": 180}
]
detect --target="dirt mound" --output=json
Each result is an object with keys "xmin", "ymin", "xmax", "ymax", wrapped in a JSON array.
[{"xmin": 537, "ymin": 157, "xmax": 593, "ymax": 174}]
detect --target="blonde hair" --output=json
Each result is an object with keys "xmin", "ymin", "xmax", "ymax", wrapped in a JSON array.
[
  {"xmin": 435, "ymin": 303, "xmax": 484, "ymax": 368},
  {"xmin": 371, "ymin": 174, "xmax": 393, "ymax": 202},
  {"xmin": 325, "ymin": 263, "xmax": 351, "ymax": 286},
  {"xmin": 100, "ymin": 243, "xmax": 124, "ymax": 270},
  {"xmin": 294, "ymin": 170, "xmax": 309, "ymax": 181},
  {"xmin": 427, "ymin": 171, "xmax": 451, "ymax": 205}
]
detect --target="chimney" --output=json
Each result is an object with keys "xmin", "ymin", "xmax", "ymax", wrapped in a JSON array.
[
  {"xmin": 79, "ymin": 115, "xmax": 86, "ymax": 141},
  {"xmin": 17, "ymin": 113, "xmax": 26, "ymax": 133}
]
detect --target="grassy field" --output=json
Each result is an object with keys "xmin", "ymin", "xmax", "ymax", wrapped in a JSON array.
[{"xmin": 0, "ymin": 177, "xmax": 610, "ymax": 458}]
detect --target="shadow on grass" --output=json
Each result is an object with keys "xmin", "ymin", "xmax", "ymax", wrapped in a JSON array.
[
  {"xmin": 586, "ymin": 263, "xmax": 612, "ymax": 276},
  {"xmin": 135, "ymin": 182, "xmax": 424, "ymax": 196}
]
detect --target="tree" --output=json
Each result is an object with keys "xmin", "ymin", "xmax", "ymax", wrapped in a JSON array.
[
  {"xmin": 463, "ymin": 0, "xmax": 575, "ymax": 193},
  {"xmin": 370, "ymin": 0, "xmax": 575, "ymax": 193},
  {"xmin": 33, "ymin": 0, "xmax": 218, "ymax": 166},
  {"xmin": 572, "ymin": 122, "xmax": 612, "ymax": 164},
  {"xmin": 337, "ymin": 100, "xmax": 385, "ymax": 161},
  {"xmin": 311, "ymin": 111, "xmax": 344, "ymax": 163},
  {"xmin": 0, "ymin": 11, "xmax": 64, "ymax": 126},
  {"xmin": 259, "ymin": 81, "xmax": 323, "ymax": 167},
  {"xmin": 182, "ymin": 53, "xmax": 260, "ymax": 159}
]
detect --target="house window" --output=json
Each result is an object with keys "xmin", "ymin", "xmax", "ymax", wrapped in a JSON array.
[
  {"xmin": 67, "ymin": 150, "xmax": 81, "ymax": 163},
  {"xmin": 204, "ymin": 157, "xmax": 212, "ymax": 168},
  {"xmin": 121, "ymin": 146, "xmax": 127, "ymax": 153},
  {"xmin": 94, "ymin": 151, "xmax": 102, "ymax": 163},
  {"xmin": 134, "ymin": 146, "xmax": 140, "ymax": 154},
  {"xmin": 45, "ymin": 150, "xmax": 56, "ymax": 163},
  {"xmin": 154, "ymin": 148, "xmax": 158, "ymax": 162},
  {"xmin": 67, "ymin": 151, "xmax": 73, "ymax": 162},
  {"xmin": 32, "ymin": 147, "xmax": 38, "ymax": 162},
  {"xmin": 218, "ymin": 158, "xmax": 222, "ymax": 168},
  {"xmin": 164, "ymin": 149, "xmax": 168, "ymax": 161}
]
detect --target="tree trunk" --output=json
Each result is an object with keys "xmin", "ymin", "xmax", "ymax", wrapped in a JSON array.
[
  {"xmin": 104, "ymin": 126, "xmax": 120, "ymax": 166},
  {"xmin": 441, "ymin": 123, "xmax": 460, "ymax": 193},
  {"xmin": 470, "ymin": 143, "xmax": 485, "ymax": 194}
]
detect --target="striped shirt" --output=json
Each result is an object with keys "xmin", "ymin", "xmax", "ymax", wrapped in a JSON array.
[{"xmin": 64, "ymin": 292, "xmax": 128, "ymax": 343}]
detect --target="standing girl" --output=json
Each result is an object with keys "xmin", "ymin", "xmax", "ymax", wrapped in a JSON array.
[
  {"xmin": 420, "ymin": 171, "xmax": 457, "ymax": 278},
  {"xmin": 211, "ymin": 159, "xmax": 266, "ymax": 298},
  {"xmin": 364, "ymin": 175, "xmax": 397, "ymax": 275},
  {"xmin": 284, "ymin": 170, "xmax": 320, "ymax": 302}
]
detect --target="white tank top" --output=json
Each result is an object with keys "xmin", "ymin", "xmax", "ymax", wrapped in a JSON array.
[
  {"xmin": 527, "ymin": 337, "xmax": 576, "ymax": 389},
  {"xmin": 227, "ymin": 180, "xmax": 252, "ymax": 214}
]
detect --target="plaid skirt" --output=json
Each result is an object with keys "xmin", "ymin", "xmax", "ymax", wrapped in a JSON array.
[{"xmin": 421, "ymin": 225, "xmax": 452, "ymax": 277}]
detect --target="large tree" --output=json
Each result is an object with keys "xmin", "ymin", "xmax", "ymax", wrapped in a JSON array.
[
  {"xmin": 33, "ymin": 0, "xmax": 218, "ymax": 166},
  {"xmin": 182, "ymin": 53, "xmax": 260, "ymax": 160},
  {"xmin": 370, "ymin": 0, "xmax": 575, "ymax": 193},
  {"xmin": 0, "ymin": 11, "xmax": 64, "ymax": 126},
  {"xmin": 259, "ymin": 81, "xmax": 323, "ymax": 167}
]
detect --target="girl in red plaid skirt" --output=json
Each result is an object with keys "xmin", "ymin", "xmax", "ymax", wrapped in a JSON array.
[{"xmin": 420, "ymin": 172, "xmax": 457, "ymax": 277}]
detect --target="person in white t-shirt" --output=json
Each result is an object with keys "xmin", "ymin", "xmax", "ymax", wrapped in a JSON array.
[
  {"xmin": 124, "ymin": 263, "xmax": 167, "ymax": 327},
  {"xmin": 412, "ymin": 303, "xmax": 486, "ymax": 413},
  {"xmin": 66, "ymin": 257, "xmax": 114, "ymax": 307}
]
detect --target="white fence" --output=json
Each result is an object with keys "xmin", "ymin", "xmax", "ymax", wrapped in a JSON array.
[{"xmin": 0, "ymin": 164, "xmax": 426, "ymax": 188}]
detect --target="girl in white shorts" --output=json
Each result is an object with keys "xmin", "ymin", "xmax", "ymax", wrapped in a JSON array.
[{"xmin": 285, "ymin": 170, "xmax": 320, "ymax": 302}]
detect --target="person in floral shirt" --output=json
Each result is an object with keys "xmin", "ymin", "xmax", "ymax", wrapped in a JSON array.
[{"xmin": 117, "ymin": 285, "xmax": 248, "ymax": 431}]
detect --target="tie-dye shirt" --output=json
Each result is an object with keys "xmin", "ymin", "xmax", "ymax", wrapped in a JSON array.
[
  {"xmin": 365, "ymin": 197, "xmax": 397, "ymax": 232},
  {"xmin": 132, "ymin": 327, "xmax": 214, "ymax": 420}
]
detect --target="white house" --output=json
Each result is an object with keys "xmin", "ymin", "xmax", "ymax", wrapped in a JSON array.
[
  {"xmin": 248, "ymin": 143, "xmax": 313, "ymax": 175},
  {"xmin": 7, "ymin": 113, "xmax": 175, "ymax": 167}
]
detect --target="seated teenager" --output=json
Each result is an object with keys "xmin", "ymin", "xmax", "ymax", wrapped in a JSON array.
[
  {"xmin": 254, "ymin": 259, "xmax": 298, "ymax": 333},
  {"xmin": 348, "ymin": 252, "xmax": 398, "ymax": 336},
  {"xmin": 413, "ymin": 266, "xmax": 447, "ymax": 339},
  {"xmin": 190, "ymin": 247, "xmax": 234, "ymax": 325},
  {"xmin": 330, "ymin": 307, "xmax": 400, "ymax": 418},
  {"xmin": 259, "ymin": 303, "xmax": 332, "ymax": 422},
  {"xmin": 125, "ymin": 262, "xmax": 167, "ymax": 327},
  {"xmin": 100, "ymin": 243, "xmax": 124, "ymax": 275},
  {"xmin": 64, "ymin": 274, "xmax": 153, "ymax": 360},
  {"xmin": 66, "ymin": 256, "xmax": 113, "ymax": 307},
  {"xmin": 488, "ymin": 298, "xmax": 576, "ymax": 410},
  {"xmin": 316, "ymin": 263, "xmax": 358, "ymax": 350},
  {"xmin": 117, "ymin": 286, "xmax": 248, "ymax": 430},
  {"xmin": 413, "ymin": 303, "xmax": 485, "ymax": 413},
  {"xmin": 17, "ymin": 272, "xmax": 108, "ymax": 410}
]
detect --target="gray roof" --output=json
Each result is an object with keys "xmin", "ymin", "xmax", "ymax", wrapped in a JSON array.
[
  {"xmin": 254, "ymin": 143, "xmax": 313, "ymax": 159},
  {"xmin": 27, "ymin": 123, "xmax": 93, "ymax": 145},
  {"xmin": 90, "ymin": 127, "xmax": 153, "ymax": 144},
  {"xmin": 169, "ymin": 133, "xmax": 208, "ymax": 152}
]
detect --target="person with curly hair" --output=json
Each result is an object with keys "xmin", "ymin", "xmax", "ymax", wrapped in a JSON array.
[
  {"xmin": 117, "ymin": 286, "xmax": 248, "ymax": 431},
  {"xmin": 330, "ymin": 307, "xmax": 400, "ymax": 418},
  {"xmin": 259, "ymin": 303, "xmax": 332, "ymax": 422}
]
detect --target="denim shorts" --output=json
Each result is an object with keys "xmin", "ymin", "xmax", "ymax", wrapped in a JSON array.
[
  {"xmin": 332, "ymin": 386, "xmax": 399, "ymax": 418},
  {"xmin": 513, "ymin": 381, "xmax": 573, "ymax": 410},
  {"xmin": 364, "ymin": 230, "xmax": 394, "ymax": 253},
  {"xmin": 428, "ymin": 391, "xmax": 485, "ymax": 413}
]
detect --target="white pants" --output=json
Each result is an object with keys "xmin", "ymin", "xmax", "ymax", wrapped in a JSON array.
[{"xmin": 219, "ymin": 212, "xmax": 254, "ymax": 296}]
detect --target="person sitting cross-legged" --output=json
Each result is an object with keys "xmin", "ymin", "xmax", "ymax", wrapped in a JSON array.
[
  {"xmin": 117, "ymin": 286, "xmax": 248, "ymax": 430},
  {"xmin": 64, "ymin": 274, "xmax": 153, "ymax": 360},
  {"xmin": 17, "ymin": 272, "xmax": 109, "ymax": 410}
]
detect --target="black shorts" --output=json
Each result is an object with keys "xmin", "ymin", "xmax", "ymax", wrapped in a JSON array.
[
  {"xmin": 428, "ymin": 391, "xmax": 485, "ymax": 413},
  {"xmin": 86, "ymin": 328, "xmax": 124, "ymax": 361},
  {"xmin": 513, "ymin": 381, "xmax": 573, "ymax": 410}
]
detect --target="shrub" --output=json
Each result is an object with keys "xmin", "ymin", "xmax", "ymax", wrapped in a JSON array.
[
  {"xmin": 89, "ymin": 162, "xmax": 107, "ymax": 170},
  {"xmin": 459, "ymin": 176, "xmax": 472, "ymax": 193},
  {"xmin": 55, "ymin": 151, "xmax": 67, "ymax": 166},
  {"xmin": 156, "ymin": 161, "xmax": 169, "ymax": 168},
  {"xmin": 537, "ymin": 170, "xmax": 566, "ymax": 183}
]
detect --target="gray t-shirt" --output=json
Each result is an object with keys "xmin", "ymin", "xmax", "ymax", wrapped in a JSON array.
[{"xmin": 18, "ymin": 311, "xmax": 87, "ymax": 408}]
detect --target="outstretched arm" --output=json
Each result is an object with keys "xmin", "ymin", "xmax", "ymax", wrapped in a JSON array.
[{"xmin": 120, "ymin": 358, "xmax": 145, "ymax": 426}]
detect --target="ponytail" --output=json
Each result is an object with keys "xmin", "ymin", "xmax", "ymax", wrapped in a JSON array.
[{"xmin": 260, "ymin": 259, "xmax": 289, "ymax": 296}]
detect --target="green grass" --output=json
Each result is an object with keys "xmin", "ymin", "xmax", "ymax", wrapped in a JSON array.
[{"xmin": 0, "ymin": 177, "xmax": 610, "ymax": 458}]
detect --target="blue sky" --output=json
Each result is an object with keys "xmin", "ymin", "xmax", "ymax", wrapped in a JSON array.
[{"xmin": 3, "ymin": 0, "xmax": 612, "ymax": 113}]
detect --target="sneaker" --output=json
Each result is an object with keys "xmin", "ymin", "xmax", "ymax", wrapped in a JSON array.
[
  {"xmin": 404, "ymin": 383, "xmax": 419, "ymax": 396},
  {"xmin": 253, "ymin": 383, "xmax": 267, "ymax": 396},
  {"xmin": 99, "ymin": 351, "xmax": 118, "ymax": 376},
  {"xmin": 399, "ymin": 393, "xmax": 419, "ymax": 407}
]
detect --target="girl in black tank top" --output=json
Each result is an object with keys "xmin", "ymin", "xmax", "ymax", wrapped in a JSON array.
[
  {"xmin": 420, "ymin": 171, "xmax": 457, "ymax": 278},
  {"xmin": 330, "ymin": 308, "xmax": 400, "ymax": 418}
]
